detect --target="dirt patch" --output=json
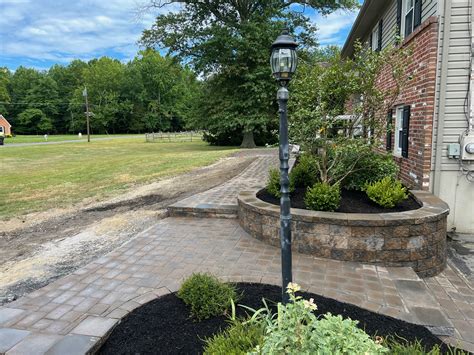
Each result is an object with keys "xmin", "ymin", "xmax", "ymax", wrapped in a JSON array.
[
  {"xmin": 257, "ymin": 187, "xmax": 421, "ymax": 213},
  {"xmin": 99, "ymin": 283, "xmax": 450, "ymax": 355},
  {"xmin": 0, "ymin": 151, "xmax": 270, "ymax": 304}
]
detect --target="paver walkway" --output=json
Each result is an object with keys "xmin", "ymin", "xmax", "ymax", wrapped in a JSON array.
[
  {"xmin": 1, "ymin": 218, "xmax": 473, "ymax": 354},
  {"xmin": 168, "ymin": 151, "xmax": 280, "ymax": 217},
  {"xmin": 0, "ymin": 152, "xmax": 473, "ymax": 354}
]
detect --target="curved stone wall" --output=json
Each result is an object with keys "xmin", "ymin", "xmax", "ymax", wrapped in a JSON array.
[{"xmin": 238, "ymin": 190, "xmax": 449, "ymax": 277}]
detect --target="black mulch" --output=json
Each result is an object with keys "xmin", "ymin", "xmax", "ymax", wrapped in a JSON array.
[
  {"xmin": 99, "ymin": 283, "xmax": 451, "ymax": 355},
  {"xmin": 257, "ymin": 187, "xmax": 421, "ymax": 213}
]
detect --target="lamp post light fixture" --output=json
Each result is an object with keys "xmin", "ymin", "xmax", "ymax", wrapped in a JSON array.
[{"xmin": 270, "ymin": 28, "xmax": 298, "ymax": 304}]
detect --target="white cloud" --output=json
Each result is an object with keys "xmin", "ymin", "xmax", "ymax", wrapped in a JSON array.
[
  {"xmin": 311, "ymin": 9, "xmax": 359, "ymax": 46},
  {"xmin": 0, "ymin": 0, "xmax": 166, "ymax": 68}
]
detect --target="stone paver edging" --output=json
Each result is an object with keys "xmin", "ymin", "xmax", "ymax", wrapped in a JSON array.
[
  {"xmin": 0, "ymin": 218, "xmax": 473, "ymax": 354},
  {"xmin": 238, "ymin": 189, "xmax": 450, "ymax": 277}
]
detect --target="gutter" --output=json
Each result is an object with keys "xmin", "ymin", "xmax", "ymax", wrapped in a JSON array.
[
  {"xmin": 341, "ymin": 0, "xmax": 373, "ymax": 58},
  {"xmin": 433, "ymin": 0, "xmax": 452, "ymax": 195}
]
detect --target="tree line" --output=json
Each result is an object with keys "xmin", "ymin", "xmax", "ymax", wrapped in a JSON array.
[
  {"xmin": 0, "ymin": 0, "xmax": 361, "ymax": 145},
  {"xmin": 0, "ymin": 50, "xmax": 198, "ymax": 135}
]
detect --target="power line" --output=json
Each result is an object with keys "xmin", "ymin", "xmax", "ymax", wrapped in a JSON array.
[{"xmin": 0, "ymin": 102, "xmax": 83, "ymax": 105}]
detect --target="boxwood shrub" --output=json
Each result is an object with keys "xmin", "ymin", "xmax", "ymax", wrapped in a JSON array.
[{"xmin": 178, "ymin": 273, "xmax": 238, "ymax": 321}]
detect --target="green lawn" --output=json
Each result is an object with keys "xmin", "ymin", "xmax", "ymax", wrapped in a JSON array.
[
  {"xmin": 0, "ymin": 139, "xmax": 237, "ymax": 219},
  {"xmin": 5, "ymin": 134, "xmax": 142, "ymax": 144}
]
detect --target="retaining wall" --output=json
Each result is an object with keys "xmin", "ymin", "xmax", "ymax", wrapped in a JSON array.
[{"xmin": 238, "ymin": 189, "xmax": 449, "ymax": 277}]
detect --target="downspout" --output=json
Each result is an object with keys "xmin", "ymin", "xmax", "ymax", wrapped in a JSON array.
[
  {"xmin": 470, "ymin": 0, "xmax": 474, "ymax": 132},
  {"xmin": 433, "ymin": 0, "xmax": 452, "ymax": 196}
]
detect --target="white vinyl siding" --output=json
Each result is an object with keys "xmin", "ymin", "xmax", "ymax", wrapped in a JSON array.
[
  {"xmin": 368, "ymin": 0, "xmax": 440, "ymax": 50},
  {"xmin": 422, "ymin": 0, "xmax": 439, "ymax": 22},
  {"xmin": 432, "ymin": 0, "xmax": 471, "ymax": 171}
]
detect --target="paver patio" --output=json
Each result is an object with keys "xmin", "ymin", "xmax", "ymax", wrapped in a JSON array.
[{"xmin": 1, "ymin": 153, "xmax": 473, "ymax": 354}]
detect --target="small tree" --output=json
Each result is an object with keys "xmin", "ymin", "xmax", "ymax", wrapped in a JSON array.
[{"xmin": 289, "ymin": 44, "xmax": 412, "ymax": 186}]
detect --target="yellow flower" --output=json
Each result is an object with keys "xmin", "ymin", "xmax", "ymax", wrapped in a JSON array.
[
  {"xmin": 303, "ymin": 298, "xmax": 317, "ymax": 311},
  {"xmin": 286, "ymin": 282, "xmax": 301, "ymax": 294}
]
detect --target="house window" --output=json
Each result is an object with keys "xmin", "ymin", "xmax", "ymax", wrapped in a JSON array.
[
  {"xmin": 370, "ymin": 20, "xmax": 383, "ymax": 51},
  {"xmin": 404, "ymin": 0, "xmax": 414, "ymax": 37},
  {"xmin": 394, "ymin": 105, "xmax": 411, "ymax": 158},
  {"xmin": 398, "ymin": 0, "xmax": 421, "ymax": 38},
  {"xmin": 371, "ymin": 26, "xmax": 379, "ymax": 51},
  {"xmin": 394, "ymin": 107, "xmax": 404, "ymax": 156}
]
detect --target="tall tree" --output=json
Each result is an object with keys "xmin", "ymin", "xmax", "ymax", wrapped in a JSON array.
[
  {"xmin": 0, "ymin": 68, "xmax": 11, "ymax": 116},
  {"xmin": 8, "ymin": 67, "xmax": 42, "ymax": 128},
  {"xmin": 140, "ymin": 0, "xmax": 358, "ymax": 147},
  {"xmin": 49, "ymin": 60, "xmax": 88, "ymax": 132}
]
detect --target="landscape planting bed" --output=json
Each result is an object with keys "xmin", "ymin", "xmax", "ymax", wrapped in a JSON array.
[
  {"xmin": 238, "ymin": 189, "xmax": 449, "ymax": 277},
  {"xmin": 98, "ymin": 283, "xmax": 449, "ymax": 354}
]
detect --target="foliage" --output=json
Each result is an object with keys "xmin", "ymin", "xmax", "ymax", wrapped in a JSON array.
[
  {"xmin": 2, "ymin": 51, "xmax": 198, "ymax": 135},
  {"xmin": 340, "ymin": 151, "xmax": 399, "ymax": 191},
  {"xmin": 289, "ymin": 43, "xmax": 412, "ymax": 188},
  {"xmin": 304, "ymin": 182, "xmax": 341, "ymax": 212},
  {"xmin": 386, "ymin": 336, "xmax": 467, "ymax": 355},
  {"xmin": 204, "ymin": 319, "xmax": 265, "ymax": 355},
  {"xmin": 178, "ymin": 273, "xmax": 238, "ymax": 321},
  {"xmin": 0, "ymin": 67, "xmax": 11, "ymax": 115},
  {"xmin": 290, "ymin": 154, "xmax": 319, "ymax": 188},
  {"xmin": 266, "ymin": 168, "xmax": 295, "ymax": 198},
  {"xmin": 141, "ymin": 0, "xmax": 358, "ymax": 146},
  {"xmin": 365, "ymin": 177, "xmax": 408, "ymax": 208},
  {"xmin": 17, "ymin": 109, "xmax": 49, "ymax": 134},
  {"xmin": 267, "ymin": 168, "xmax": 282, "ymax": 198},
  {"xmin": 251, "ymin": 283, "xmax": 387, "ymax": 354}
]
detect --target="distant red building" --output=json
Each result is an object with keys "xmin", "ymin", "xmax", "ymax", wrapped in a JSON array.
[{"xmin": 0, "ymin": 115, "xmax": 11, "ymax": 136}]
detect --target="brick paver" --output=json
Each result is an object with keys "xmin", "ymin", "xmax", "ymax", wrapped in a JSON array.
[
  {"xmin": 0, "ymin": 217, "xmax": 473, "ymax": 353},
  {"xmin": 168, "ymin": 152, "xmax": 284, "ymax": 217}
]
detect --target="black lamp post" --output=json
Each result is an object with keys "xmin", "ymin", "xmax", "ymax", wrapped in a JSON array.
[{"xmin": 270, "ymin": 28, "xmax": 298, "ymax": 304}]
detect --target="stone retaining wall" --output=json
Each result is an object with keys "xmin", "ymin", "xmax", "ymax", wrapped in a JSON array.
[{"xmin": 238, "ymin": 190, "xmax": 449, "ymax": 277}]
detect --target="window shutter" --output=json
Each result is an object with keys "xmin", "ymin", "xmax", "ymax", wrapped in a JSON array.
[
  {"xmin": 377, "ymin": 19, "xmax": 383, "ymax": 51},
  {"xmin": 370, "ymin": 32, "xmax": 373, "ymax": 50},
  {"xmin": 414, "ymin": 0, "xmax": 422, "ymax": 28},
  {"xmin": 386, "ymin": 109, "xmax": 393, "ymax": 151},
  {"xmin": 401, "ymin": 105, "xmax": 411, "ymax": 158},
  {"xmin": 396, "ymin": 0, "xmax": 402, "ymax": 36}
]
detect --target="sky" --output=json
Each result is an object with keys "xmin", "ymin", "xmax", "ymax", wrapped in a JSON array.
[{"xmin": 0, "ymin": 0, "xmax": 360, "ymax": 71}]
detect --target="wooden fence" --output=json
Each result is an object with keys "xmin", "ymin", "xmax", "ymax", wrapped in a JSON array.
[{"xmin": 145, "ymin": 131, "xmax": 203, "ymax": 143}]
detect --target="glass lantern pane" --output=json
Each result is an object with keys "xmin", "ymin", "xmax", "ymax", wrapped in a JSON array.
[{"xmin": 279, "ymin": 48, "xmax": 291, "ymax": 72}]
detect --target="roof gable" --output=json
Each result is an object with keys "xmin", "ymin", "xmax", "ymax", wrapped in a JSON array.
[
  {"xmin": 342, "ymin": 0, "xmax": 392, "ymax": 58},
  {"xmin": 0, "ymin": 115, "xmax": 12, "ymax": 127}
]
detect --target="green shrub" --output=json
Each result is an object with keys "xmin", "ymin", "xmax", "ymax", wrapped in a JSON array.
[
  {"xmin": 266, "ymin": 168, "xmax": 295, "ymax": 198},
  {"xmin": 178, "ymin": 273, "xmax": 238, "ymax": 321},
  {"xmin": 365, "ymin": 177, "xmax": 408, "ymax": 208},
  {"xmin": 343, "ymin": 152, "xmax": 399, "ymax": 191},
  {"xmin": 386, "ymin": 336, "xmax": 467, "ymax": 354},
  {"xmin": 304, "ymin": 182, "xmax": 341, "ymax": 212},
  {"xmin": 204, "ymin": 320, "xmax": 265, "ymax": 355},
  {"xmin": 254, "ymin": 283, "xmax": 387, "ymax": 354},
  {"xmin": 290, "ymin": 154, "xmax": 319, "ymax": 188}
]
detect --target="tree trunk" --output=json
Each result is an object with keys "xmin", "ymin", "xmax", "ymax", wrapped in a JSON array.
[{"xmin": 240, "ymin": 130, "xmax": 257, "ymax": 148}]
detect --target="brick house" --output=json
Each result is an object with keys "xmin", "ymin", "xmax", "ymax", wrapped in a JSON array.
[
  {"xmin": 0, "ymin": 114, "xmax": 12, "ymax": 136},
  {"xmin": 342, "ymin": 0, "xmax": 474, "ymax": 233}
]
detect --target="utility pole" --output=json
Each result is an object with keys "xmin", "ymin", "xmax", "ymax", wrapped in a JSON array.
[{"xmin": 83, "ymin": 87, "xmax": 91, "ymax": 142}]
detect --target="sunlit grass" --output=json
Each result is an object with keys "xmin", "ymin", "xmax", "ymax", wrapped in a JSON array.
[{"xmin": 0, "ymin": 139, "xmax": 237, "ymax": 219}]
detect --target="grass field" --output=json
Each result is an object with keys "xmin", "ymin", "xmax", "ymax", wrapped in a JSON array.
[
  {"xmin": 4, "ymin": 134, "xmax": 143, "ymax": 144},
  {"xmin": 0, "ymin": 138, "xmax": 237, "ymax": 219}
]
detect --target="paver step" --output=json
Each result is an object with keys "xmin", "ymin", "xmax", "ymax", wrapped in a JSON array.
[{"xmin": 168, "ymin": 203, "xmax": 238, "ymax": 218}]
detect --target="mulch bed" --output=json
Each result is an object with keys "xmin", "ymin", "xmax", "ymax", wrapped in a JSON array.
[
  {"xmin": 99, "ymin": 283, "xmax": 449, "ymax": 354},
  {"xmin": 257, "ymin": 187, "xmax": 421, "ymax": 213}
]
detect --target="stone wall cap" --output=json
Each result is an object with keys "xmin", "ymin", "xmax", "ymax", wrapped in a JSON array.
[{"xmin": 237, "ymin": 188, "xmax": 449, "ymax": 225}]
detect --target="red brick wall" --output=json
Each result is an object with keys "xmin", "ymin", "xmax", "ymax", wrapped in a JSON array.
[{"xmin": 378, "ymin": 17, "xmax": 439, "ymax": 190}]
